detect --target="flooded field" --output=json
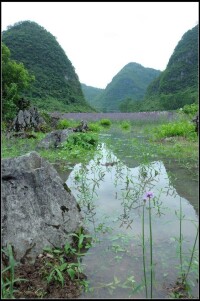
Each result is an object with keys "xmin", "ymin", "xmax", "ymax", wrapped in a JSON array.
[
  {"xmin": 50, "ymin": 111, "xmax": 177, "ymax": 122},
  {"xmin": 54, "ymin": 128, "xmax": 198, "ymax": 298}
]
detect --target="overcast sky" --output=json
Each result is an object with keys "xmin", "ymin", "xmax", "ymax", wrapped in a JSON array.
[{"xmin": 1, "ymin": 2, "xmax": 198, "ymax": 88}]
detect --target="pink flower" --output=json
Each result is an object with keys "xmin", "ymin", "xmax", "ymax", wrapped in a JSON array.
[{"xmin": 143, "ymin": 191, "xmax": 154, "ymax": 200}]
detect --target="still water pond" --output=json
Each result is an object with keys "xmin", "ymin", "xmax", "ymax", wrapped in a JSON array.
[{"xmin": 58, "ymin": 129, "xmax": 198, "ymax": 298}]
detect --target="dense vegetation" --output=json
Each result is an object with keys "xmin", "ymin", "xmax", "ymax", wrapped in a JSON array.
[
  {"xmin": 2, "ymin": 21, "xmax": 93, "ymax": 112},
  {"xmin": 81, "ymin": 83, "xmax": 103, "ymax": 109},
  {"xmin": 127, "ymin": 24, "xmax": 198, "ymax": 112},
  {"xmin": 2, "ymin": 42, "xmax": 35, "ymax": 121},
  {"xmin": 89, "ymin": 62, "xmax": 161, "ymax": 112}
]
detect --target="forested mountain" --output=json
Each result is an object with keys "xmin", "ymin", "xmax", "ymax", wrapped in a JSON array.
[
  {"xmin": 141, "ymin": 24, "xmax": 198, "ymax": 111},
  {"xmin": 91, "ymin": 62, "xmax": 161, "ymax": 112},
  {"xmin": 81, "ymin": 83, "xmax": 103, "ymax": 109},
  {"xmin": 2, "ymin": 20, "xmax": 93, "ymax": 112}
]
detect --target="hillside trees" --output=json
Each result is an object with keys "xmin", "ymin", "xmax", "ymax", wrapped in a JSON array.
[
  {"xmin": 2, "ymin": 21, "xmax": 92, "ymax": 112},
  {"xmin": 143, "ymin": 24, "xmax": 198, "ymax": 111},
  {"xmin": 2, "ymin": 42, "xmax": 35, "ymax": 120}
]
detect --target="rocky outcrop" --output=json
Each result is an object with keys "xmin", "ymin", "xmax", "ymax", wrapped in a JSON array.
[
  {"xmin": 12, "ymin": 106, "xmax": 46, "ymax": 132},
  {"xmin": 73, "ymin": 120, "xmax": 89, "ymax": 132},
  {"xmin": 36, "ymin": 129, "xmax": 73, "ymax": 149},
  {"xmin": 2, "ymin": 151, "xmax": 83, "ymax": 263}
]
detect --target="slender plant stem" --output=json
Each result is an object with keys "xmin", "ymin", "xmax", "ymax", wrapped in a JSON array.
[
  {"xmin": 8, "ymin": 245, "xmax": 14, "ymax": 297},
  {"xmin": 179, "ymin": 198, "xmax": 183, "ymax": 278},
  {"xmin": 183, "ymin": 226, "xmax": 199, "ymax": 283},
  {"xmin": 148, "ymin": 198, "xmax": 153, "ymax": 299},
  {"xmin": 142, "ymin": 203, "xmax": 148, "ymax": 298}
]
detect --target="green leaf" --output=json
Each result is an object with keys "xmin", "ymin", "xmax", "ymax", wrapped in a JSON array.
[
  {"xmin": 78, "ymin": 234, "xmax": 84, "ymax": 248},
  {"xmin": 67, "ymin": 268, "xmax": 75, "ymax": 280},
  {"xmin": 53, "ymin": 249, "xmax": 62, "ymax": 254},
  {"xmin": 59, "ymin": 263, "xmax": 68, "ymax": 271},
  {"xmin": 55, "ymin": 268, "xmax": 64, "ymax": 287}
]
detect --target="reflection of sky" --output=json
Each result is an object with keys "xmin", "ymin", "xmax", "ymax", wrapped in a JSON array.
[{"xmin": 66, "ymin": 143, "xmax": 198, "ymax": 298}]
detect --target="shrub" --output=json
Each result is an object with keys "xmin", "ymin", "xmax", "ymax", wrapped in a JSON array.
[
  {"xmin": 153, "ymin": 120, "xmax": 196, "ymax": 140},
  {"xmin": 182, "ymin": 103, "xmax": 198, "ymax": 117},
  {"xmin": 56, "ymin": 119, "xmax": 77, "ymax": 130},
  {"xmin": 88, "ymin": 122, "xmax": 101, "ymax": 132},
  {"xmin": 120, "ymin": 120, "xmax": 131, "ymax": 130},
  {"xmin": 99, "ymin": 119, "xmax": 111, "ymax": 127},
  {"xmin": 62, "ymin": 132, "xmax": 98, "ymax": 150}
]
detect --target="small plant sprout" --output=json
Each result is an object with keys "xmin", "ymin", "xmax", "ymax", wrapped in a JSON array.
[{"xmin": 1, "ymin": 244, "xmax": 27, "ymax": 298}]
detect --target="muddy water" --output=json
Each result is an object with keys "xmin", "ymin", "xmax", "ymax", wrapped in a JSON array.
[{"xmin": 58, "ymin": 129, "xmax": 198, "ymax": 298}]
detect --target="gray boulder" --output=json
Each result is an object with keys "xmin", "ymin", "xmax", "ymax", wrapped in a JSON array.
[
  {"xmin": 36, "ymin": 129, "xmax": 73, "ymax": 149},
  {"xmin": 2, "ymin": 151, "xmax": 83, "ymax": 263}
]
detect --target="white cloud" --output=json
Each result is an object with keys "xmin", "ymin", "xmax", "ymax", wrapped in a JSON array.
[{"xmin": 2, "ymin": 2, "xmax": 198, "ymax": 88}]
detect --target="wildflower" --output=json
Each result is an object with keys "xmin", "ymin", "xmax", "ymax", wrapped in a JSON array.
[{"xmin": 143, "ymin": 191, "xmax": 154, "ymax": 201}]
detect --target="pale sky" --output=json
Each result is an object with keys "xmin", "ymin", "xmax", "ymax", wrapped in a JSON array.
[{"xmin": 1, "ymin": 2, "xmax": 198, "ymax": 89}]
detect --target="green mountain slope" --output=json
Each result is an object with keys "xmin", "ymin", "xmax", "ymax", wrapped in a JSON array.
[
  {"xmin": 2, "ymin": 20, "xmax": 93, "ymax": 112},
  {"xmin": 143, "ymin": 24, "xmax": 198, "ymax": 111},
  {"xmin": 92, "ymin": 62, "xmax": 161, "ymax": 112},
  {"xmin": 81, "ymin": 83, "xmax": 103, "ymax": 109}
]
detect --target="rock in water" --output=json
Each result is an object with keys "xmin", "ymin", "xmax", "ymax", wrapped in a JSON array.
[{"xmin": 2, "ymin": 151, "xmax": 83, "ymax": 263}]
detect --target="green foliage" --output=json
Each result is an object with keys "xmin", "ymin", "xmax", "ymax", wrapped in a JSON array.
[
  {"xmin": 56, "ymin": 119, "xmax": 78, "ymax": 130},
  {"xmin": 144, "ymin": 25, "xmax": 198, "ymax": 111},
  {"xmin": 2, "ymin": 42, "xmax": 35, "ymax": 121},
  {"xmin": 2, "ymin": 21, "xmax": 93, "ymax": 112},
  {"xmin": 181, "ymin": 103, "xmax": 198, "ymax": 117},
  {"xmin": 1, "ymin": 244, "xmax": 27, "ymax": 298},
  {"xmin": 120, "ymin": 120, "xmax": 131, "ymax": 130},
  {"xmin": 152, "ymin": 120, "xmax": 196, "ymax": 140},
  {"xmin": 99, "ymin": 119, "xmax": 112, "ymax": 127},
  {"xmin": 31, "ymin": 96, "xmax": 93, "ymax": 113},
  {"xmin": 93, "ymin": 62, "xmax": 160, "ymax": 112},
  {"xmin": 81, "ymin": 83, "xmax": 103, "ymax": 109},
  {"xmin": 45, "ymin": 253, "xmax": 83, "ymax": 286},
  {"xmin": 119, "ymin": 97, "xmax": 143, "ymax": 112},
  {"xmin": 42, "ymin": 230, "xmax": 92, "ymax": 287},
  {"xmin": 69, "ymin": 228, "xmax": 92, "ymax": 255},
  {"xmin": 88, "ymin": 122, "xmax": 102, "ymax": 132},
  {"xmin": 62, "ymin": 132, "xmax": 98, "ymax": 150},
  {"xmin": 2, "ymin": 132, "xmax": 46, "ymax": 159}
]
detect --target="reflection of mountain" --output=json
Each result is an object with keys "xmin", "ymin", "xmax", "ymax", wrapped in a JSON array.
[
  {"xmin": 66, "ymin": 143, "xmax": 198, "ymax": 221},
  {"xmin": 99, "ymin": 131, "xmax": 198, "ymax": 215},
  {"xmin": 163, "ymin": 160, "xmax": 198, "ymax": 214}
]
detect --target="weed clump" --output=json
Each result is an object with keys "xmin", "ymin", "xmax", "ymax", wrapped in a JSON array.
[{"xmin": 99, "ymin": 119, "xmax": 112, "ymax": 127}]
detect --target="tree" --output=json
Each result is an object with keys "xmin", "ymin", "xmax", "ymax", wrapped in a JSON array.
[{"xmin": 2, "ymin": 43, "xmax": 35, "ymax": 121}]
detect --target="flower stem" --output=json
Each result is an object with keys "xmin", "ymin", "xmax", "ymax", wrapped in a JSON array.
[
  {"xmin": 179, "ymin": 198, "xmax": 183, "ymax": 279},
  {"xmin": 142, "ymin": 204, "xmax": 148, "ymax": 298},
  {"xmin": 183, "ymin": 226, "xmax": 199, "ymax": 283},
  {"xmin": 148, "ymin": 198, "xmax": 153, "ymax": 299}
]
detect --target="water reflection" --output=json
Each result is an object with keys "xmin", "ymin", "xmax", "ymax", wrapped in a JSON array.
[{"xmin": 66, "ymin": 143, "xmax": 198, "ymax": 298}]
